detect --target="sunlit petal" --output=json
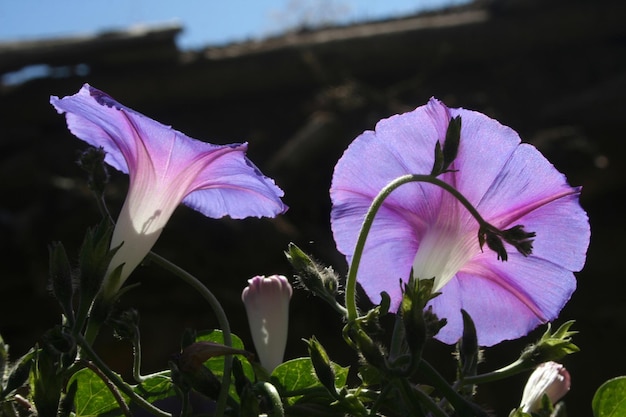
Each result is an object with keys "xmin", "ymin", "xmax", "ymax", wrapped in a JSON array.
[
  {"xmin": 331, "ymin": 98, "xmax": 589, "ymax": 346},
  {"xmin": 51, "ymin": 84, "xmax": 287, "ymax": 299}
]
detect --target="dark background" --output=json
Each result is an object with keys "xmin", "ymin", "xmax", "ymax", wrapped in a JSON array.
[{"xmin": 2, "ymin": 0, "xmax": 625, "ymax": 415}]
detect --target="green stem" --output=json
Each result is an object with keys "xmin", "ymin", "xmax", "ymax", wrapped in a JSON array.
[
  {"xmin": 91, "ymin": 188, "xmax": 114, "ymax": 226},
  {"xmin": 147, "ymin": 251, "xmax": 232, "ymax": 417},
  {"xmin": 258, "ymin": 382, "xmax": 285, "ymax": 417},
  {"xmin": 132, "ymin": 333, "xmax": 144, "ymax": 383},
  {"xmin": 344, "ymin": 174, "xmax": 494, "ymax": 322},
  {"xmin": 76, "ymin": 334, "xmax": 172, "ymax": 417},
  {"xmin": 460, "ymin": 358, "xmax": 532, "ymax": 385},
  {"xmin": 419, "ymin": 360, "xmax": 488, "ymax": 417},
  {"xmin": 82, "ymin": 318, "xmax": 102, "ymax": 346}
]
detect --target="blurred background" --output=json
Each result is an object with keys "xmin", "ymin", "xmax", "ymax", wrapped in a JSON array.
[{"xmin": 1, "ymin": 0, "xmax": 625, "ymax": 415}]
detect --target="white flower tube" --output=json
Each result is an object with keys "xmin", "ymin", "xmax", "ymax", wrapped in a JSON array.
[
  {"xmin": 242, "ymin": 275, "xmax": 292, "ymax": 372},
  {"xmin": 520, "ymin": 361, "xmax": 571, "ymax": 413}
]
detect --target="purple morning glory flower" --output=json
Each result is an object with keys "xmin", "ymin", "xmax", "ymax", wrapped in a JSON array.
[
  {"xmin": 51, "ymin": 84, "xmax": 287, "ymax": 300},
  {"xmin": 330, "ymin": 98, "xmax": 589, "ymax": 346}
]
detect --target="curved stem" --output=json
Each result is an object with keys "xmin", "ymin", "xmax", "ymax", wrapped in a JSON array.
[
  {"xmin": 132, "ymin": 333, "xmax": 144, "ymax": 383},
  {"xmin": 461, "ymin": 358, "xmax": 532, "ymax": 385},
  {"xmin": 258, "ymin": 382, "xmax": 285, "ymax": 417},
  {"xmin": 344, "ymin": 174, "xmax": 493, "ymax": 321},
  {"xmin": 95, "ymin": 194, "xmax": 115, "ymax": 225},
  {"xmin": 76, "ymin": 334, "xmax": 172, "ymax": 417},
  {"xmin": 82, "ymin": 318, "xmax": 102, "ymax": 347},
  {"xmin": 146, "ymin": 251, "xmax": 232, "ymax": 417}
]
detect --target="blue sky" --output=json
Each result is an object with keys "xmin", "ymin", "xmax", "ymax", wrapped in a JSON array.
[{"xmin": 0, "ymin": 0, "xmax": 469, "ymax": 49}]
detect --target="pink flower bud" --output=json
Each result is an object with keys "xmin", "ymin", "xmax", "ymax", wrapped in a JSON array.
[
  {"xmin": 520, "ymin": 361, "xmax": 571, "ymax": 413},
  {"xmin": 242, "ymin": 275, "xmax": 292, "ymax": 372}
]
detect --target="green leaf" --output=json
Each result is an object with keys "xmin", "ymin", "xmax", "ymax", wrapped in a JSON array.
[
  {"xmin": 70, "ymin": 368, "xmax": 127, "ymax": 417},
  {"xmin": 593, "ymin": 376, "xmax": 626, "ymax": 417},
  {"xmin": 358, "ymin": 364, "xmax": 382, "ymax": 387},
  {"xmin": 132, "ymin": 374, "xmax": 175, "ymax": 405},
  {"xmin": 195, "ymin": 330, "xmax": 253, "ymax": 400},
  {"xmin": 70, "ymin": 368, "xmax": 176, "ymax": 417},
  {"xmin": 271, "ymin": 357, "xmax": 348, "ymax": 405},
  {"xmin": 3, "ymin": 349, "xmax": 34, "ymax": 398}
]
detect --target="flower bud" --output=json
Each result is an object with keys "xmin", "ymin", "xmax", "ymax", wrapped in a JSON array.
[
  {"xmin": 242, "ymin": 275, "xmax": 292, "ymax": 372},
  {"xmin": 76, "ymin": 146, "xmax": 109, "ymax": 197},
  {"xmin": 306, "ymin": 336, "xmax": 337, "ymax": 397},
  {"xmin": 520, "ymin": 361, "xmax": 570, "ymax": 413},
  {"xmin": 285, "ymin": 243, "xmax": 339, "ymax": 298},
  {"xmin": 520, "ymin": 321, "xmax": 579, "ymax": 365}
]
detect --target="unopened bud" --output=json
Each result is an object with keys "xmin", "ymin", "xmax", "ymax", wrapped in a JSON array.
[
  {"xmin": 306, "ymin": 337, "xmax": 337, "ymax": 397},
  {"xmin": 242, "ymin": 275, "xmax": 292, "ymax": 372},
  {"xmin": 77, "ymin": 147, "xmax": 109, "ymax": 196},
  {"xmin": 520, "ymin": 361, "xmax": 570, "ymax": 413},
  {"xmin": 285, "ymin": 243, "xmax": 339, "ymax": 297}
]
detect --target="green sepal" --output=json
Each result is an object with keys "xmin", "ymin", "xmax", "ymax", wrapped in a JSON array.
[
  {"xmin": 520, "ymin": 321, "xmax": 579, "ymax": 365},
  {"xmin": 379, "ymin": 291, "xmax": 391, "ymax": 316},
  {"xmin": 78, "ymin": 220, "xmax": 116, "ymax": 301},
  {"xmin": 430, "ymin": 116, "xmax": 462, "ymax": 176},
  {"xmin": 398, "ymin": 276, "xmax": 443, "ymax": 368},
  {"xmin": 399, "ymin": 283, "xmax": 426, "ymax": 365},
  {"xmin": 442, "ymin": 115, "xmax": 462, "ymax": 172},
  {"xmin": 430, "ymin": 140, "xmax": 445, "ymax": 176},
  {"xmin": 479, "ymin": 226, "xmax": 508, "ymax": 261},
  {"xmin": 509, "ymin": 409, "xmax": 532, "ymax": 417}
]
